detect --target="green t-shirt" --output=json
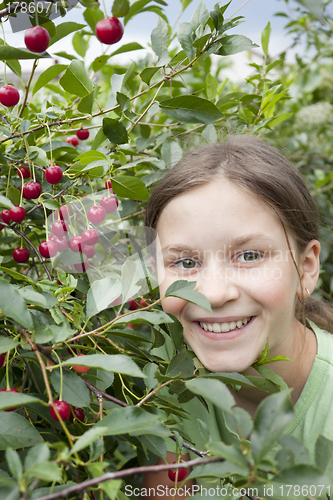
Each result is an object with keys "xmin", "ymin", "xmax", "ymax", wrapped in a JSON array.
[{"xmin": 169, "ymin": 321, "xmax": 333, "ymax": 497}]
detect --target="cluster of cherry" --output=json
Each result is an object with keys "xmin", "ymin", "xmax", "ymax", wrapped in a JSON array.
[{"xmin": 1, "ymin": 177, "xmax": 118, "ymax": 268}]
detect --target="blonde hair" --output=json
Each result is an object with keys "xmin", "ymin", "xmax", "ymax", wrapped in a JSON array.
[{"xmin": 145, "ymin": 135, "xmax": 333, "ymax": 333}]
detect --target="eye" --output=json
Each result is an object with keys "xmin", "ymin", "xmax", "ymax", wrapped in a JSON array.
[
  {"xmin": 174, "ymin": 258, "xmax": 198, "ymax": 269},
  {"xmin": 236, "ymin": 251, "xmax": 262, "ymax": 262}
]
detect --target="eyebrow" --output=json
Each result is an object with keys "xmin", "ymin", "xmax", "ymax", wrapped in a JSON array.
[{"xmin": 161, "ymin": 234, "xmax": 275, "ymax": 254}]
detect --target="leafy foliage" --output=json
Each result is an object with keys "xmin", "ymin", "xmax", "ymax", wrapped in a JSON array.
[{"xmin": 1, "ymin": 0, "xmax": 333, "ymax": 499}]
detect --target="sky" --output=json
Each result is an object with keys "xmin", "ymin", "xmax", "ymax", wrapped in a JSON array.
[{"xmin": 1, "ymin": 0, "xmax": 299, "ymax": 78}]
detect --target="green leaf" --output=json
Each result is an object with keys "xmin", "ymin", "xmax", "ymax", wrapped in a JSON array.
[
  {"xmin": 0, "ymin": 412, "xmax": 43, "ymax": 450},
  {"xmin": 294, "ymin": 0, "xmax": 324, "ymax": 19},
  {"xmin": 270, "ymin": 464, "xmax": 330, "ymax": 488},
  {"xmin": 50, "ymin": 370, "xmax": 90, "ymax": 408},
  {"xmin": 188, "ymin": 460, "xmax": 247, "ymax": 479},
  {"xmin": 86, "ymin": 278, "xmax": 122, "ymax": 318},
  {"xmin": 78, "ymin": 87, "xmax": 98, "ymax": 114},
  {"xmin": 165, "ymin": 280, "xmax": 212, "ymax": 312},
  {"xmin": 113, "ymin": 310, "xmax": 173, "ymax": 325},
  {"xmin": 42, "ymin": 199, "xmax": 61, "ymax": 210},
  {"xmin": 95, "ymin": 406, "xmax": 159, "ymax": 435},
  {"xmin": 261, "ymin": 22, "xmax": 271, "ymax": 56},
  {"xmin": 215, "ymin": 35, "xmax": 258, "ymax": 56},
  {"xmin": 18, "ymin": 287, "xmax": 57, "ymax": 309},
  {"xmin": 207, "ymin": 440, "xmax": 249, "ymax": 469},
  {"xmin": 0, "ymin": 336, "xmax": 19, "ymax": 354},
  {"xmin": 49, "ymin": 22, "xmax": 86, "ymax": 46},
  {"xmin": 103, "ymin": 118, "xmax": 129, "ymax": 145},
  {"xmin": 28, "ymin": 462, "xmax": 62, "ymax": 483},
  {"xmin": 140, "ymin": 67, "xmax": 160, "ymax": 85},
  {"xmin": 251, "ymin": 389, "xmax": 294, "ymax": 464},
  {"xmin": 32, "ymin": 65, "xmax": 67, "ymax": 95},
  {"xmin": 0, "ymin": 279, "xmax": 33, "ymax": 330},
  {"xmin": 59, "ymin": 60, "xmax": 94, "ymax": 97},
  {"xmin": 191, "ymin": 0, "xmax": 210, "ymax": 31},
  {"xmin": 177, "ymin": 23, "xmax": 195, "ymax": 61},
  {"xmin": 6, "ymin": 449, "xmax": 22, "ymax": 482},
  {"xmin": 159, "ymin": 95, "xmax": 223, "ymax": 124},
  {"xmin": 0, "ymin": 195, "xmax": 14, "ymax": 209},
  {"xmin": 140, "ymin": 434, "xmax": 167, "ymax": 458},
  {"xmin": 27, "ymin": 147, "xmax": 48, "ymax": 167},
  {"xmin": 0, "ymin": 266, "xmax": 36, "ymax": 287},
  {"xmin": 151, "ymin": 17, "xmax": 169, "ymax": 65},
  {"xmin": 112, "ymin": 175, "xmax": 149, "ymax": 201},
  {"xmin": 24, "ymin": 443, "xmax": 50, "ymax": 471},
  {"xmin": 112, "ymin": 0, "xmax": 130, "ymax": 17},
  {"xmin": 166, "ymin": 349, "xmax": 194, "ymax": 379},
  {"xmin": 110, "ymin": 42, "xmax": 143, "ymax": 57},
  {"xmin": 0, "ymin": 393, "xmax": 42, "ymax": 412},
  {"xmin": 6, "ymin": 59, "xmax": 22, "ymax": 78},
  {"xmin": 70, "ymin": 427, "xmax": 108, "ymax": 454},
  {"xmin": 83, "ymin": 6, "xmax": 104, "ymax": 31},
  {"xmin": 60, "ymin": 354, "xmax": 146, "ymax": 378},
  {"xmin": 186, "ymin": 377, "xmax": 235, "ymax": 413},
  {"xmin": 0, "ymin": 46, "xmax": 50, "ymax": 60},
  {"xmin": 72, "ymin": 32, "xmax": 89, "ymax": 58}
]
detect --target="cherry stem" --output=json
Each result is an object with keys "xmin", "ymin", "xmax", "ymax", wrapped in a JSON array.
[
  {"xmin": 18, "ymin": 59, "xmax": 38, "ymax": 118},
  {"xmin": 52, "ymin": 350, "xmax": 64, "ymax": 401},
  {"xmin": 5, "ymin": 351, "xmax": 10, "ymax": 390}
]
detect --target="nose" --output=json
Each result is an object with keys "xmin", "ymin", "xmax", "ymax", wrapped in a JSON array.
[{"xmin": 194, "ymin": 262, "xmax": 240, "ymax": 308}]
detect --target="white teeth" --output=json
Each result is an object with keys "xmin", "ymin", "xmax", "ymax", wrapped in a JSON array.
[{"xmin": 199, "ymin": 317, "xmax": 252, "ymax": 333}]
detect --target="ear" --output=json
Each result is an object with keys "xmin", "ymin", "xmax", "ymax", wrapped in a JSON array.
[{"xmin": 296, "ymin": 239, "xmax": 321, "ymax": 297}]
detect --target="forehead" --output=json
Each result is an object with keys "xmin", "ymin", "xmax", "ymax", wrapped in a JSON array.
[{"xmin": 156, "ymin": 178, "xmax": 293, "ymax": 249}]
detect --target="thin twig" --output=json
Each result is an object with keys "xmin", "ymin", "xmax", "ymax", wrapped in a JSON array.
[{"xmin": 22, "ymin": 456, "xmax": 223, "ymax": 500}]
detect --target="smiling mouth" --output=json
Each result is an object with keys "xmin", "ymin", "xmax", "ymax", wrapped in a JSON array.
[{"xmin": 199, "ymin": 317, "xmax": 253, "ymax": 333}]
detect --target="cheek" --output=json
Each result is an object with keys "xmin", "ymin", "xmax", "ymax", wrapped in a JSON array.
[{"xmin": 160, "ymin": 296, "xmax": 188, "ymax": 317}]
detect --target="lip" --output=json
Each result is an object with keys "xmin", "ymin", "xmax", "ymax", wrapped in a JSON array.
[{"xmin": 194, "ymin": 316, "xmax": 255, "ymax": 341}]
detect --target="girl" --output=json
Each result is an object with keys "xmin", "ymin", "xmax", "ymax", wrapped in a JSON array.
[{"xmin": 143, "ymin": 135, "xmax": 333, "ymax": 497}]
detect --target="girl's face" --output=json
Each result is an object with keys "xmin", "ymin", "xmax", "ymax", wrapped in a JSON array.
[{"xmin": 156, "ymin": 178, "xmax": 305, "ymax": 374}]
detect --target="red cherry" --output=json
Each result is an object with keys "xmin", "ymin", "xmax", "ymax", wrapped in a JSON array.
[
  {"xmin": 73, "ymin": 259, "xmax": 89, "ymax": 272},
  {"xmin": 21, "ymin": 181, "xmax": 41, "ymax": 200},
  {"xmin": 72, "ymin": 354, "xmax": 90, "ymax": 373},
  {"xmin": 105, "ymin": 179, "xmax": 114, "ymax": 193},
  {"xmin": 76, "ymin": 129, "xmax": 89, "ymax": 140},
  {"xmin": 0, "ymin": 387, "xmax": 19, "ymax": 412},
  {"xmin": 59, "ymin": 205, "xmax": 69, "ymax": 220},
  {"xmin": 88, "ymin": 206, "xmax": 106, "ymax": 224},
  {"xmin": 0, "ymin": 354, "xmax": 5, "ymax": 368},
  {"xmin": 45, "ymin": 165, "xmax": 63, "ymax": 185},
  {"xmin": 9, "ymin": 206, "xmax": 25, "ymax": 223},
  {"xmin": 39, "ymin": 241, "xmax": 58, "ymax": 258},
  {"xmin": 81, "ymin": 229, "xmax": 99, "ymax": 246},
  {"xmin": 54, "ymin": 236, "xmax": 69, "ymax": 252},
  {"xmin": 0, "ymin": 85, "xmax": 20, "ymax": 107},
  {"xmin": 13, "ymin": 247, "xmax": 30, "ymax": 263},
  {"xmin": 49, "ymin": 233, "xmax": 57, "ymax": 242},
  {"xmin": 128, "ymin": 299, "xmax": 139, "ymax": 310},
  {"xmin": 95, "ymin": 17, "xmax": 124, "ymax": 45},
  {"xmin": 1, "ymin": 209, "xmax": 11, "ymax": 224},
  {"xmin": 127, "ymin": 324, "xmax": 134, "ymax": 330},
  {"xmin": 66, "ymin": 136, "xmax": 79, "ymax": 146},
  {"xmin": 167, "ymin": 463, "xmax": 188, "ymax": 482},
  {"xmin": 83, "ymin": 245, "xmax": 95, "ymax": 258},
  {"xmin": 100, "ymin": 196, "xmax": 118, "ymax": 214},
  {"xmin": 140, "ymin": 299, "xmax": 149, "ymax": 307},
  {"xmin": 18, "ymin": 166, "xmax": 30, "ymax": 179},
  {"xmin": 69, "ymin": 236, "xmax": 83, "ymax": 253},
  {"xmin": 50, "ymin": 400, "xmax": 70, "ymax": 421},
  {"xmin": 0, "ymin": 224, "xmax": 3, "ymax": 231},
  {"xmin": 52, "ymin": 220, "xmax": 68, "ymax": 237},
  {"xmin": 69, "ymin": 406, "xmax": 85, "ymax": 423},
  {"xmin": 24, "ymin": 26, "xmax": 50, "ymax": 53}
]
